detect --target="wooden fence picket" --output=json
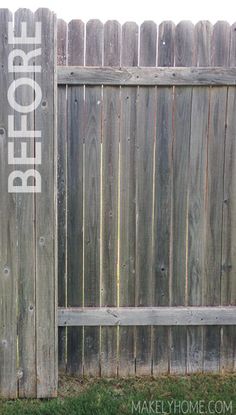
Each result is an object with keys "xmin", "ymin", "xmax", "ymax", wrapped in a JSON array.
[
  {"xmin": 83, "ymin": 20, "xmax": 103, "ymax": 376},
  {"xmin": 67, "ymin": 19, "xmax": 84, "ymax": 376},
  {"xmin": 57, "ymin": 18, "xmax": 67, "ymax": 374},
  {"xmin": 153, "ymin": 21, "xmax": 175, "ymax": 375},
  {"xmin": 100, "ymin": 20, "xmax": 121, "ymax": 377},
  {"xmin": 135, "ymin": 21, "xmax": 157, "ymax": 375},
  {"xmin": 34, "ymin": 8, "xmax": 57, "ymax": 398},
  {"xmin": 119, "ymin": 21, "xmax": 138, "ymax": 376}
]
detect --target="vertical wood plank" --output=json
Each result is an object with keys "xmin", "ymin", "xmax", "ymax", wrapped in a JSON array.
[
  {"xmin": 187, "ymin": 21, "xmax": 212, "ymax": 374},
  {"xmin": 153, "ymin": 21, "xmax": 175, "ymax": 376},
  {"xmin": 84, "ymin": 20, "xmax": 103, "ymax": 376},
  {"xmin": 57, "ymin": 18, "xmax": 67, "ymax": 375},
  {"xmin": 171, "ymin": 21, "xmax": 195, "ymax": 374},
  {"xmin": 135, "ymin": 21, "xmax": 157, "ymax": 376},
  {"xmin": 14, "ymin": 8, "xmax": 36, "ymax": 397},
  {"xmin": 187, "ymin": 87, "xmax": 209, "ymax": 372},
  {"xmin": 67, "ymin": 19, "xmax": 84, "ymax": 376},
  {"xmin": 204, "ymin": 21, "xmax": 230, "ymax": 373},
  {"xmin": 35, "ymin": 8, "xmax": 57, "ymax": 397},
  {"xmin": 0, "ymin": 8, "xmax": 17, "ymax": 399},
  {"xmin": 221, "ymin": 22, "xmax": 236, "ymax": 372},
  {"xmin": 119, "ymin": 21, "xmax": 138, "ymax": 377},
  {"xmin": 100, "ymin": 20, "xmax": 121, "ymax": 377},
  {"xmin": 195, "ymin": 21, "xmax": 212, "ymax": 66},
  {"xmin": 211, "ymin": 21, "xmax": 230, "ymax": 66},
  {"xmin": 157, "ymin": 21, "xmax": 175, "ymax": 66}
]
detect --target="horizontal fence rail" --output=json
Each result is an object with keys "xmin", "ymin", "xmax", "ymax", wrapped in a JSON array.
[
  {"xmin": 57, "ymin": 66, "xmax": 236, "ymax": 85},
  {"xmin": 58, "ymin": 307, "xmax": 236, "ymax": 326}
]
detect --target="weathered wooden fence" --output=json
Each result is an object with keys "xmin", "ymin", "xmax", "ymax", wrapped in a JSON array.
[
  {"xmin": 57, "ymin": 18, "xmax": 236, "ymax": 378},
  {"xmin": 1, "ymin": 8, "xmax": 236, "ymax": 399}
]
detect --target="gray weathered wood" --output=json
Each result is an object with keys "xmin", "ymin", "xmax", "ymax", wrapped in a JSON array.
[
  {"xmin": 67, "ymin": 18, "xmax": 84, "ymax": 376},
  {"xmin": 140, "ymin": 21, "xmax": 157, "ymax": 66},
  {"xmin": 57, "ymin": 66, "xmax": 236, "ymax": 86},
  {"xmin": 187, "ymin": 20, "xmax": 212, "ymax": 374},
  {"xmin": 83, "ymin": 19, "xmax": 103, "ymax": 376},
  {"xmin": 204, "ymin": 21, "xmax": 230, "ymax": 374},
  {"xmin": 14, "ymin": 8, "xmax": 36, "ymax": 397},
  {"xmin": 35, "ymin": 8, "xmax": 57, "ymax": 397},
  {"xmin": 187, "ymin": 88, "xmax": 209, "ymax": 373},
  {"xmin": 58, "ymin": 307, "xmax": 236, "ymax": 326},
  {"xmin": 158, "ymin": 21, "xmax": 175, "ymax": 66},
  {"xmin": 100, "ymin": 20, "xmax": 121, "ymax": 377},
  {"xmin": 104, "ymin": 20, "xmax": 121, "ymax": 66},
  {"xmin": 195, "ymin": 21, "xmax": 212, "ymax": 66},
  {"xmin": 153, "ymin": 21, "xmax": 175, "ymax": 376},
  {"xmin": 0, "ymin": 8, "xmax": 17, "ymax": 399},
  {"xmin": 171, "ymin": 21, "xmax": 195, "ymax": 375},
  {"xmin": 68, "ymin": 19, "xmax": 84, "ymax": 66},
  {"xmin": 211, "ymin": 21, "xmax": 230, "ymax": 66},
  {"xmin": 119, "ymin": 21, "xmax": 138, "ymax": 377},
  {"xmin": 135, "ymin": 21, "xmax": 157, "ymax": 376},
  {"xmin": 121, "ymin": 22, "xmax": 138, "ymax": 66},
  {"xmin": 220, "ymin": 22, "xmax": 236, "ymax": 372},
  {"xmin": 57, "ymin": 18, "xmax": 67, "ymax": 375}
]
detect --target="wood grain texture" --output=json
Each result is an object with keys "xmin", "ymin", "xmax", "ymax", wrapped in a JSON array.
[
  {"xmin": 14, "ymin": 8, "xmax": 36, "ymax": 397},
  {"xmin": 0, "ymin": 9, "xmax": 17, "ymax": 399},
  {"xmin": 100, "ymin": 20, "xmax": 121, "ymax": 377},
  {"xmin": 68, "ymin": 20, "xmax": 84, "ymax": 66},
  {"xmin": 211, "ymin": 21, "xmax": 230, "ymax": 66},
  {"xmin": 135, "ymin": 21, "xmax": 157, "ymax": 376},
  {"xmin": 204, "ymin": 21, "xmax": 229, "ymax": 374},
  {"xmin": 84, "ymin": 20, "xmax": 103, "ymax": 376},
  {"xmin": 67, "ymin": 18, "xmax": 84, "ymax": 376},
  {"xmin": 171, "ymin": 21, "xmax": 195, "ymax": 375},
  {"xmin": 187, "ymin": 87, "xmax": 209, "ymax": 373},
  {"xmin": 35, "ymin": 8, "xmax": 57, "ymax": 397},
  {"xmin": 121, "ymin": 22, "xmax": 138, "ymax": 67},
  {"xmin": 153, "ymin": 21, "xmax": 175, "ymax": 376},
  {"xmin": 220, "ymin": 22, "xmax": 236, "ymax": 372},
  {"xmin": 158, "ymin": 21, "xmax": 175, "ymax": 66},
  {"xmin": 187, "ymin": 21, "xmax": 212, "ymax": 374},
  {"xmin": 119, "ymin": 21, "xmax": 138, "ymax": 376},
  {"xmin": 58, "ymin": 307, "xmax": 236, "ymax": 326},
  {"xmin": 195, "ymin": 21, "xmax": 212, "ymax": 66},
  {"xmin": 140, "ymin": 21, "xmax": 157, "ymax": 66},
  {"xmin": 57, "ymin": 66, "xmax": 236, "ymax": 86},
  {"xmin": 57, "ymin": 18, "xmax": 67, "ymax": 375}
]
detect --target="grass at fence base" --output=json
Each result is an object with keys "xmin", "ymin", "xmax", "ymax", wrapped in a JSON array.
[{"xmin": 0, "ymin": 374, "xmax": 235, "ymax": 414}]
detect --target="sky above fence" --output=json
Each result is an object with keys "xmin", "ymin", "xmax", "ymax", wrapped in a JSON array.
[{"xmin": 5, "ymin": 0, "xmax": 236, "ymax": 23}]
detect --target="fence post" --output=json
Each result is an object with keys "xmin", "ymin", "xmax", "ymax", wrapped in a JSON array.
[
  {"xmin": 0, "ymin": 9, "xmax": 18, "ymax": 399},
  {"xmin": 0, "ymin": 8, "xmax": 58, "ymax": 398}
]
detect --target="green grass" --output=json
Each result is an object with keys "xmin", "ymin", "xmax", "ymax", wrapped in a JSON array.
[{"xmin": 0, "ymin": 374, "xmax": 235, "ymax": 414}]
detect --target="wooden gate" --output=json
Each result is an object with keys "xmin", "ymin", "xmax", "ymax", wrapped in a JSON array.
[{"xmin": 57, "ymin": 19, "xmax": 236, "ymax": 377}]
